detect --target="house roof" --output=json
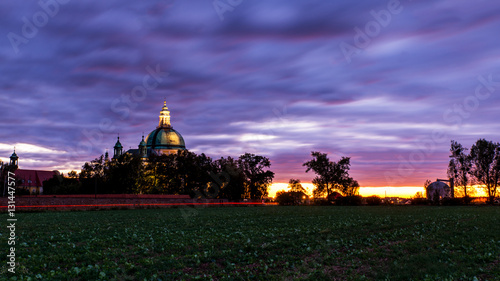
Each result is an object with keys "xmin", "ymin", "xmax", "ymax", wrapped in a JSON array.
[{"xmin": 15, "ymin": 169, "xmax": 57, "ymax": 188}]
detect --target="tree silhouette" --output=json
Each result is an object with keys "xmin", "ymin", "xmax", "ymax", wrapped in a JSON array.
[
  {"xmin": 107, "ymin": 153, "xmax": 144, "ymax": 194},
  {"xmin": 447, "ymin": 140, "xmax": 473, "ymax": 198},
  {"xmin": 423, "ymin": 179, "xmax": 432, "ymax": 189},
  {"xmin": 288, "ymin": 178, "xmax": 306, "ymax": 193},
  {"xmin": 470, "ymin": 139, "xmax": 500, "ymax": 203},
  {"xmin": 213, "ymin": 156, "xmax": 246, "ymax": 201},
  {"xmin": 303, "ymin": 151, "xmax": 359, "ymax": 197},
  {"xmin": 80, "ymin": 155, "xmax": 107, "ymax": 194},
  {"xmin": 67, "ymin": 170, "xmax": 78, "ymax": 179},
  {"xmin": 238, "ymin": 153, "xmax": 274, "ymax": 199}
]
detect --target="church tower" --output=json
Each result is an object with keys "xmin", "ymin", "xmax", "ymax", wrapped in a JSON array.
[
  {"xmin": 138, "ymin": 135, "xmax": 147, "ymax": 159},
  {"xmin": 113, "ymin": 136, "xmax": 123, "ymax": 159},
  {"xmin": 9, "ymin": 149, "xmax": 18, "ymax": 168},
  {"xmin": 158, "ymin": 101, "xmax": 171, "ymax": 128}
]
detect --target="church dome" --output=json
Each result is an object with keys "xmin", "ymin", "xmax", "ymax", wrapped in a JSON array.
[
  {"xmin": 145, "ymin": 101, "xmax": 186, "ymax": 155},
  {"xmin": 113, "ymin": 101, "xmax": 187, "ymax": 158},
  {"xmin": 146, "ymin": 127, "xmax": 186, "ymax": 151}
]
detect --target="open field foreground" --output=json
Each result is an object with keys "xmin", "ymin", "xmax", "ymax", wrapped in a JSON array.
[{"xmin": 1, "ymin": 206, "xmax": 499, "ymax": 280}]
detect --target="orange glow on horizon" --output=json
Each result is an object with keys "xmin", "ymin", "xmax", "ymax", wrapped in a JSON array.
[{"xmin": 269, "ymin": 183, "xmax": 489, "ymax": 199}]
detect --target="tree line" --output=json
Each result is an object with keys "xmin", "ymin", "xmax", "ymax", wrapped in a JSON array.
[
  {"xmin": 14, "ymin": 138, "xmax": 500, "ymax": 204},
  {"xmin": 43, "ymin": 151, "xmax": 274, "ymax": 200},
  {"xmin": 44, "ymin": 150, "xmax": 360, "ymax": 202},
  {"xmin": 447, "ymin": 138, "xmax": 500, "ymax": 203}
]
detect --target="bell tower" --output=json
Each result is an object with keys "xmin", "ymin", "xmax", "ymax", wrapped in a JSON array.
[
  {"xmin": 9, "ymin": 148, "xmax": 18, "ymax": 168},
  {"xmin": 113, "ymin": 136, "xmax": 123, "ymax": 159},
  {"xmin": 138, "ymin": 135, "xmax": 147, "ymax": 158}
]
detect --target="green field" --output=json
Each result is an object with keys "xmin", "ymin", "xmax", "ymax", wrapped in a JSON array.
[{"xmin": 1, "ymin": 206, "xmax": 499, "ymax": 280}]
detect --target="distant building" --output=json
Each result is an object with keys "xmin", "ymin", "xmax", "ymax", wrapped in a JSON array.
[
  {"xmin": 112, "ymin": 101, "xmax": 187, "ymax": 159},
  {"xmin": 3, "ymin": 149, "xmax": 57, "ymax": 195},
  {"xmin": 15, "ymin": 169, "xmax": 56, "ymax": 195},
  {"xmin": 426, "ymin": 180, "xmax": 453, "ymax": 201}
]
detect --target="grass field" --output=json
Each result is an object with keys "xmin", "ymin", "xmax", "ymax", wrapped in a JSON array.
[{"xmin": 1, "ymin": 206, "xmax": 499, "ymax": 280}]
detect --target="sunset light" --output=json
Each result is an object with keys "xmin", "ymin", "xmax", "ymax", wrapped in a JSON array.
[{"xmin": 268, "ymin": 183, "xmax": 426, "ymax": 198}]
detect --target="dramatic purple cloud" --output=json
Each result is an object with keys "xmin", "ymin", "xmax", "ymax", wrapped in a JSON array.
[{"xmin": 1, "ymin": 0, "xmax": 499, "ymax": 188}]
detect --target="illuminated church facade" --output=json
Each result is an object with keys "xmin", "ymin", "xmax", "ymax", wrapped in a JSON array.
[
  {"xmin": 2, "ymin": 101, "xmax": 185, "ymax": 195},
  {"xmin": 111, "ymin": 101, "xmax": 187, "ymax": 159}
]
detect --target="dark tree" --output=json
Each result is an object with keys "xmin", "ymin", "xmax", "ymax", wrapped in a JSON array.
[
  {"xmin": 470, "ymin": 139, "xmax": 500, "ymax": 203},
  {"xmin": 175, "ymin": 150, "xmax": 215, "ymax": 197},
  {"xmin": 274, "ymin": 179, "xmax": 308, "ymax": 206},
  {"xmin": 107, "ymin": 153, "xmax": 145, "ymax": 194},
  {"xmin": 423, "ymin": 179, "xmax": 432, "ymax": 189},
  {"xmin": 144, "ymin": 153, "xmax": 178, "ymax": 194},
  {"xmin": 43, "ymin": 173, "xmax": 80, "ymax": 195},
  {"xmin": 238, "ymin": 153, "xmax": 274, "ymax": 199},
  {"xmin": 288, "ymin": 178, "xmax": 306, "ymax": 193},
  {"xmin": 447, "ymin": 140, "xmax": 473, "ymax": 198},
  {"xmin": 0, "ymin": 161, "xmax": 17, "ymax": 196},
  {"xmin": 142, "ymin": 151, "xmax": 217, "ymax": 196},
  {"xmin": 303, "ymin": 152, "xmax": 331, "ymax": 197},
  {"xmin": 342, "ymin": 178, "xmax": 360, "ymax": 197},
  {"xmin": 366, "ymin": 195, "xmax": 382, "ymax": 205},
  {"xmin": 80, "ymin": 155, "xmax": 107, "ymax": 194},
  {"xmin": 275, "ymin": 190, "xmax": 295, "ymax": 206},
  {"xmin": 67, "ymin": 170, "xmax": 78, "ymax": 179},
  {"xmin": 303, "ymin": 151, "xmax": 359, "ymax": 197},
  {"xmin": 213, "ymin": 156, "xmax": 246, "ymax": 201}
]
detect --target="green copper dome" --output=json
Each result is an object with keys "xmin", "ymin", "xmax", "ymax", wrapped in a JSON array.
[
  {"xmin": 145, "ymin": 101, "xmax": 186, "ymax": 154},
  {"xmin": 145, "ymin": 127, "xmax": 186, "ymax": 150},
  {"xmin": 116, "ymin": 101, "xmax": 186, "ymax": 158}
]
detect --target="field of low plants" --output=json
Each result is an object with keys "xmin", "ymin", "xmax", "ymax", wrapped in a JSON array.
[{"xmin": 1, "ymin": 206, "xmax": 499, "ymax": 280}]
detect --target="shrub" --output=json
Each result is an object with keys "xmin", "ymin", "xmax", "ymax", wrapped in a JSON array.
[
  {"xmin": 463, "ymin": 196, "xmax": 473, "ymax": 205},
  {"xmin": 366, "ymin": 195, "xmax": 382, "ymax": 205},
  {"xmin": 335, "ymin": 195, "xmax": 362, "ymax": 206},
  {"xmin": 275, "ymin": 192, "xmax": 295, "ymax": 206},
  {"xmin": 441, "ymin": 197, "xmax": 463, "ymax": 206},
  {"xmin": 15, "ymin": 187, "xmax": 30, "ymax": 195},
  {"xmin": 276, "ymin": 191, "xmax": 307, "ymax": 206},
  {"xmin": 326, "ymin": 192, "xmax": 343, "ymax": 202},
  {"xmin": 411, "ymin": 198, "xmax": 429, "ymax": 205},
  {"xmin": 312, "ymin": 198, "xmax": 331, "ymax": 206}
]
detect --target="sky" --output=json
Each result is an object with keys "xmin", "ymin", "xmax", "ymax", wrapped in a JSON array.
[{"xmin": 1, "ymin": 0, "xmax": 499, "ymax": 197}]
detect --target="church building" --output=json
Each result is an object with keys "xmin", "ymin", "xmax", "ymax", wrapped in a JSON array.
[
  {"xmin": 112, "ymin": 101, "xmax": 187, "ymax": 159},
  {"xmin": 1, "ymin": 101, "xmax": 185, "ymax": 195},
  {"xmin": 2, "ymin": 149, "xmax": 57, "ymax": 195}
]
